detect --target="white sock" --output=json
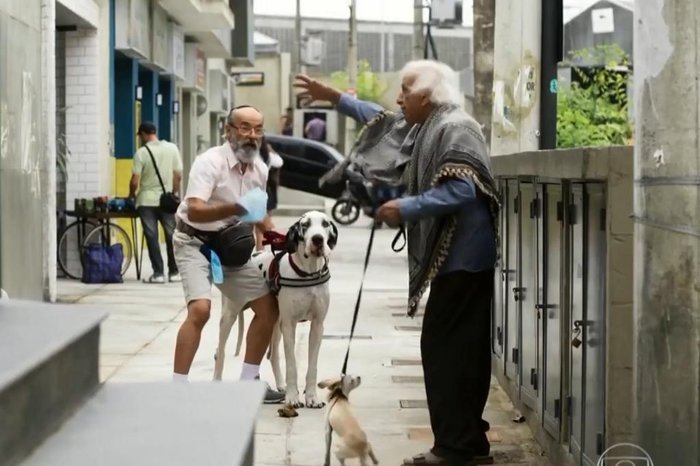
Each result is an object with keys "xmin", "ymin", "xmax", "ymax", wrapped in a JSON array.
[
  {"xmin": 240, "ymin": 362, "xmax": 260, "ymax": 380},
  {"xmin": 172, "ymin": 373, "xmax": 189, "ymax": 383}
]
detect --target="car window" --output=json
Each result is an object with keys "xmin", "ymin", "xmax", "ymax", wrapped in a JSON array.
[{"xmin": 304, "ymin": 146, "xmax": 330, "ymax": 164}]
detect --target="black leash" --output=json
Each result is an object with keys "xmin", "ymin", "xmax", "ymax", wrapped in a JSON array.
[
  {"xmin": 326, "ymin": 222, "xmax": 376, "ymax": 466},
  {"xmin": 340, "ymin": 222, "xmax": 376, "ymax": 376}
]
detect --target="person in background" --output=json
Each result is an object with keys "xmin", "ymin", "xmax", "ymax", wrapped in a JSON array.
[
  {"xmin": 304, "ymin": 116, "xmax": 327, "ymax": 142},
  {"xmin": 129, "ymin": 122, "xmax": 183, "ymax": 284},
  {"xmin": 255, "ymin": 137, "xmax": 284, "ymax": 251},
  {"xmin": 280, "ymin": 107, "xmax": 294, "ymax": 136}
]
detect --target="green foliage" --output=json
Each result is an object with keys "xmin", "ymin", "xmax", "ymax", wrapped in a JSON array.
[
  {"xmin": 556, "ymin": 45, "xmax": 633, "ymax": 148},
  {"xmin": 330, "ymin": 59, "xmax": 387, "ymax": 104}
]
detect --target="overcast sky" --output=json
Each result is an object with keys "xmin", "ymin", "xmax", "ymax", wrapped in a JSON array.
[{"xmin": 253, "ymin": 0, "xmax": 632, "ymax": 26}]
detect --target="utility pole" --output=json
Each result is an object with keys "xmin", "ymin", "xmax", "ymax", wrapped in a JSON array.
[
  {"xmin": 290, "ymin": 0, "xmax": 302, "ymax": 109},
  {"xmin": 348, "ymin": 0, "xmax": 358, "ymax": 94},
  {"xmin": 538, "ymin": 0, "xmax": 562, "ymax": 150},
  {"xmin": 294, "ymin": 0, "xmax": 302, "ymax": 74},
  {"xmin": 634, "ymin": 0, "xmax": 700, "ymax": 463},
  {"xmin": 489, "ymin": 0, "xmax": 542, "ymax": 156},
  {"xmin": 472, "ymin": 0, "xmax": 495, "ymax": 147},
  {"xmin": 412, "ymin": 0, "xmax": 423, "ymax": 60},
  {"xmin": 344, "ymin": 0, "xmax": 358, "ymax": 154}
]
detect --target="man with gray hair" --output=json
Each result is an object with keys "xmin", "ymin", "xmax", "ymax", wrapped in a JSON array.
[{"xmin": 295, "ymin": 61, "xmax": 499, "ymax": 465}]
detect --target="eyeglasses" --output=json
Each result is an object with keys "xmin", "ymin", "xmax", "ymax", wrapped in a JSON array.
[{"xmin": 233, "ymin": 125, "xmax": 264, "ymax": 136}]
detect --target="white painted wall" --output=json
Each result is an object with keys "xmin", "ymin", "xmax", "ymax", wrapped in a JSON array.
[
  {"xmin": 64, "ymin": 29, "xmax": 101, "ymax": 204},
  {"xmin": 42, "ymin": 0, "xmax": 57, "ymax": 301}
]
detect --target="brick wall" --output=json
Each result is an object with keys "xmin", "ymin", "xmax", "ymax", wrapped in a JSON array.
[{"xmin": 64, "ymin": 29, "xmax": 100, "ymax": 205}]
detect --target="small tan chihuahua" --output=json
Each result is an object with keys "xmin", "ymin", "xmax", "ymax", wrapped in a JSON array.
[{"xmin": 319, "ymin": 374, "xmax": 379, "ymax": 466}]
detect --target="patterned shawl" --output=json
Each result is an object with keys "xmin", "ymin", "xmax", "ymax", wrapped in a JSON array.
[
  {"xmin": 401, "ymin": 103, "xmax": 500, "ymax": 316},
  {"xmin": 322, "ymin": 104, "xmax": 500, "ymax": 317}
]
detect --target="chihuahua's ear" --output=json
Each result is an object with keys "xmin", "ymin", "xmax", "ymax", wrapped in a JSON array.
[{"xmin": 318, "ymin": 376, "xmax": 341, "ymax": 389}]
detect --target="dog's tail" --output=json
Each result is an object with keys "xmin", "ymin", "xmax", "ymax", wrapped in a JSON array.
[{"xmin": 234, "ymin": 313, "xmax": 245, "ymax": 356}]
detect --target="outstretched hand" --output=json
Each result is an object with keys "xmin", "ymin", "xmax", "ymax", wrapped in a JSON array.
[{"xmin": 293, "ymin": 74, "xmax": 342, "ymax": 107}]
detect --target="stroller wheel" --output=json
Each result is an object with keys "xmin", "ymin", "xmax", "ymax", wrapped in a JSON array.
[{"xmin": 332, "ymin": 199, "xmax": 361, "ymax": 225}]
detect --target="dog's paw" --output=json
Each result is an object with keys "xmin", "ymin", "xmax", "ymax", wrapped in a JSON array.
[
  {"xmin": 305, "ymin": 395, "xmax": 325, "ymax": 409},
  {"xmin": 285, "ymin": 395, "xmax": 304, "ymax": 409}
]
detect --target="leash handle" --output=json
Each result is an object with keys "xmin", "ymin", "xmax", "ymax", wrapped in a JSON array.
[
  {"xmin": 340, "ymin": 223, "xmax": 376, "ymax": 375},
  {"xmin": 391, "ymin": 226, "xmax": 406, "ymax": 252}
]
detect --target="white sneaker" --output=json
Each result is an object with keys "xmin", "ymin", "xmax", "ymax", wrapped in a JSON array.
[
  {"xmin": 169, "ymin": 273, "xmax": 182, "ymax": 283},
  {"xmin": 143, "ymin": 274, "xmax": 165, "ymax": 284}
]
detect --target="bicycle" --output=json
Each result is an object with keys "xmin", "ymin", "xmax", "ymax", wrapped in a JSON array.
[{"xmin": 57, "ymin": 211, "xmax": 134, "ymax": 280}]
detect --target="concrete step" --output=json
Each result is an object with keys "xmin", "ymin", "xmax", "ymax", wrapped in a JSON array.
[
  {"xmin": 0, "ymin": 300, "xmax": 107, "ymax": 466},
  {"xmin": 20, "ymin": 382, "xmax": 265, "ymax": 466}
]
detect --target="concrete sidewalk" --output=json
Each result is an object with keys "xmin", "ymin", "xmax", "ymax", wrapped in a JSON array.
[{"xmin": 57, "ymin": 215, "xmax": 549, "ymax": 466}]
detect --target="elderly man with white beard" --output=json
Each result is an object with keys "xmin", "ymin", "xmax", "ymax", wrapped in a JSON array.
[{"xmin": 170, "ymin": 105, "xmax": 285, "ymax": 404}]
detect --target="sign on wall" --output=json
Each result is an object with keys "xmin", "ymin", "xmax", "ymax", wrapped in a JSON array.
[
  {"xmin": 232, "ymin": 72, "xmax": 265, "ymax": 86},
  {"xmin": 196, "ymin": 48, "xmax": 206, "ymax": 89},
  {"xmin": 184, "ymin": 43, "xmax": 206, "ymax": 91}
]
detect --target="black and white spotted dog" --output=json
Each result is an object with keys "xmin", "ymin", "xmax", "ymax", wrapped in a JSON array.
[{"xmin": 214, "ymin": 210, "xmax": 338, "ymax": 408}]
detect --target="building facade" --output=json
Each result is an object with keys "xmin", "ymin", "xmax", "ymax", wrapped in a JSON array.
[{"xmin": 0, "ymin": 0, "xmax": 253, "ymax": 301}]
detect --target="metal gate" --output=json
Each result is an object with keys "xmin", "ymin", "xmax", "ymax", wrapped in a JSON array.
[
  {"xmin": 518, "ymin": 180, "xmax": 539, "ymax": 409},
  {"xmin": 542, "ymin": 182, "xmax": 563, "ymax": 439},
  {"xmin": 569, "ymin": 183, "xmax": 607, "ymax": 465}
]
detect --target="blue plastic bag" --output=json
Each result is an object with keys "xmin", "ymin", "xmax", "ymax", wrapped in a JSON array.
[
  {"xmin": 238, "ymin": 188, "xmax": 268, "ymax": 223},
  {"xmin": 82, "ymin": 243, "xmax": 123, "ymax": 284},
  {"xmin": 199, "ymin": 244, "xmax": 224, "ymax": 284}
]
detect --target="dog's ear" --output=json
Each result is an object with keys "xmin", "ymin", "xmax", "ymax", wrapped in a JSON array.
[
  {"xmin": 327, "ymin": 221, "xmax": 338, "ymax": 250},
  {"xmin": 286, "ymin": 221, "xmax": 302, "ymax": 253},
  {"xmin": 318, "ymin": 376, "xmax": 341, "ymax": 389}
]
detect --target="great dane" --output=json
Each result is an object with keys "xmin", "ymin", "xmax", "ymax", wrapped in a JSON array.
[{"xmin": 214, "ymin": 210, "xmax": 338, "ymax": 408}]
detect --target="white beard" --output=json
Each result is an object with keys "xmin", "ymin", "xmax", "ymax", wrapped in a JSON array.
[{"xmin": 231, "ymin": 140, "xmax": 260, "ymax": 163}]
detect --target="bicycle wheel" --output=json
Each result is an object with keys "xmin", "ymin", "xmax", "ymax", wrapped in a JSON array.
[
  {"xmin": 82, "ymin": 223, "xmax": 133, "ymax": 276},
  {"xmin": 58, "ymin": 220, "xmax": 99, "ymax": 280}
]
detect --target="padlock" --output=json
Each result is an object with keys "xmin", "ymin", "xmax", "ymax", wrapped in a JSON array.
[
  {"xmin": 572, "ymin": 320, "xmax": 583, "ymax": 348},
  {"xmin": 572, "ymin": 334, "xmax": 582, "ymax": 348}
]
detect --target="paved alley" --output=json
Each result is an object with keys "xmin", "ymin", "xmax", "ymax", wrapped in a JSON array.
[{"xmin": 57, "ymin": 215, "xmax": 549, "ymax": 466}]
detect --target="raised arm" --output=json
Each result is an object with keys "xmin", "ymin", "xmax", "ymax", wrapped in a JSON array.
[{"xmin": 293, "ymin": 74, "xmax": 384, "ymax": 125}]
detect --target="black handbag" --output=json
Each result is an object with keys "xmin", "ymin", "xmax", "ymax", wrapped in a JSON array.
[
  {"xmin": 206, "ymin": 222, "xmax": 255, "ymax": 267},
  {"xmin": 143, "ymin": 143, "xmax": 180, "ymax": 214}
]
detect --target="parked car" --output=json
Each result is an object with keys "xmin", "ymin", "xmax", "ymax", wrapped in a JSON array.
[{"xmin": 265, "ymin": 133, "xmax": 346, "ymax": 199}]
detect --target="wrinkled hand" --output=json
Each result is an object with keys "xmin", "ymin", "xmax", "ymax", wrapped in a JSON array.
[
  {"xmin": 237, "ymin": 188, "xmax": 268, "ymax": 223},
  {"xmin": 375, "ymin": 200, "xmax": 403, "ymax": 228},
  {"xmin": 293, "ymin": 74, "xmax": 341, "ymax": 106}
]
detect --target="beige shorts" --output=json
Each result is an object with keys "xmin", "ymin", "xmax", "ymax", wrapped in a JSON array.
[{"xmin": 173, "ymin": 230, "xmax": 270, "ymax": 309}]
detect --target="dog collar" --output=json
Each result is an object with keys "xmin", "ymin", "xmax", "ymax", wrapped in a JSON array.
[
  {"xmin": 267, "ymin": 252, "xmax": 331, "ymax": 295},
  {"xmin": 288, "ymin": 254, "xmax": 329, "ymax": 279}
]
